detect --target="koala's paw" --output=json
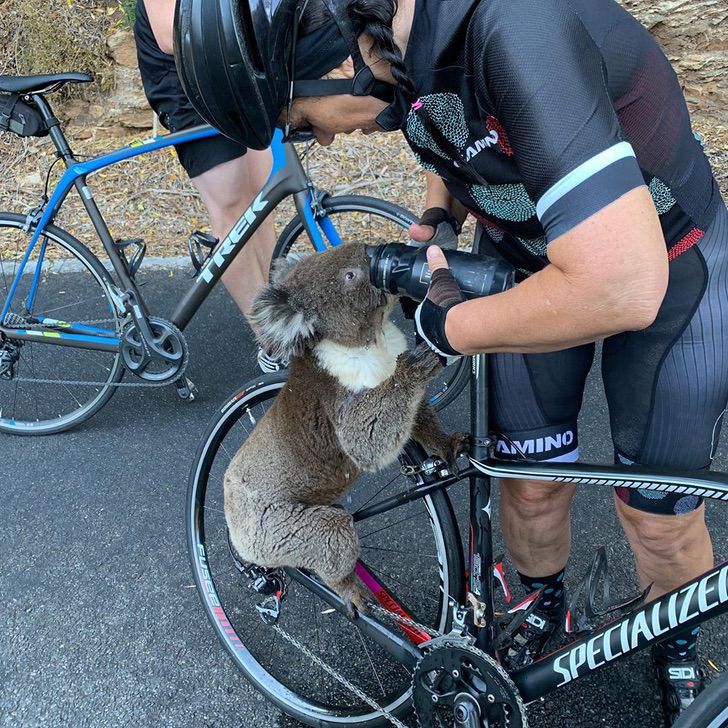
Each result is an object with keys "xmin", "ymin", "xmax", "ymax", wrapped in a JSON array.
[
  {"xmin": 400, "ymin": 342, "xmax": 443, "ymax": 381},
  {"xmin": 429, "ymin": 431, "xmax": 471, "ymax": 473},
  {"xmin": 446, "ymin": 432, "xmax": 471, "ymax": 470},
  {"xmin": 335, "ymin": 574, "xmax": 375, "ymax": 619},
  {"xmin": 448, "ymin": 431, "xmax": 471, "ymax": 457}
]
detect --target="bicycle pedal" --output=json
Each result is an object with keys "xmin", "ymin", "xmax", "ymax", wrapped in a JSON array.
[
  {"xmin": 493, "ymin": 587, "xmax": 546, "ymax": 650},
  {"xmin": 565, "ymin": 546, "xmax": 650, "ymax": 635},
  {"xmin": 114, "ymin": 237, "xmax": 146, "ymax": 278},
  {"xmin": 174, "ymin": 377, "xmax": 198, "ymax": 402},
  {"xmin": 187, "ymin": 230, "xmax": 218, "ymax": 274}
]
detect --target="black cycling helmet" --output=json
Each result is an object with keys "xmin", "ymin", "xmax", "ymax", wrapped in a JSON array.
[
  {"xmin": 174, "ymin": 0, "xmax": 395, "ymax": 150},
  {"xmin": 174, "ymin": 0, "xmax": 296, "ymax": 150}
]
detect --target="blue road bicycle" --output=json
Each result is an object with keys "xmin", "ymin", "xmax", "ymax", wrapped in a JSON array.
[{"xmin": 0, "ymin": 73, "xmax": 469, "ymax": 435}]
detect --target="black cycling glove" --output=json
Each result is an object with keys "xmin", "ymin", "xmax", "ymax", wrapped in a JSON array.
[
  {"xmin": 415, "ymin": 266, "xmax": 466, "ymax": 357},
  {"xmin": 418, "ymin": 207, "xmax": 462, "ymax": 250}
]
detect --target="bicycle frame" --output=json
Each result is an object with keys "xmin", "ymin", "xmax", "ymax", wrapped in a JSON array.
[
  {"xmin": 278, "ymin": 352, "xmax": 728, "ymax": 705},
  {"xmin": 0, "ymin": 93, "xmax": 344, "ymax": 350}
]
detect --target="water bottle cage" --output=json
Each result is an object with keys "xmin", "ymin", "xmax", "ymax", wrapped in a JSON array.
[
  {"xmin": 187, "ymin": 230, "xmax": 218, "ymax": 274},
  {"xmin": 114, "ymin": 238, "xmax": 146, "ymax": 279},
  {"xmin": 565, "ymin": 546, "xmax": 651, "ymax": 635}
]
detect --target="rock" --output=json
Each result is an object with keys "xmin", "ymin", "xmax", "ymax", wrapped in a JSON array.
[
  {"xmin": 19, "ymin": 171, "xmax": 42, "ymax": 189},
  {"xmin": 621, "ymin": 0, "xmax": 728, "ymax": 123},
  {"xmin": 107, "ymin": 29, "xmax": 139, "ymax": 68}
]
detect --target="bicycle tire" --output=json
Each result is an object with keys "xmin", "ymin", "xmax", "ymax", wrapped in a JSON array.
[
  {"xmin": 0, "ymin": 212, "xmax": 123, "ymax": 435},
  {"xmin": 273, "ymin": 194, "xmax": 470, "ymax": 411},
  {"xmin": 187, "ymin": 374, "xmax": 465, "ymax": 727},
  {"xmin": 674, "ymin": 673, "xmax": 728, "ymax": 728}
]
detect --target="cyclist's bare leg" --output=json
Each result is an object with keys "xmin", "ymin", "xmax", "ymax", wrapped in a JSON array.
[
  {"xmin": 499, "ymin": 477, "xmax": 576, "ymax": 577},
  {"xmin": 615, "ymin": 496, "xmax": 713, "ymax": 599},
  {"xmin": 191, "ymin": 149, "xmax": 276, "ymax": 317}
]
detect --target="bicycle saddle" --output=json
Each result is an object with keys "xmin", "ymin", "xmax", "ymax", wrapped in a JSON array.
[{"xmin": 0, "ymin": 73, "xmax": 93, "ymax": 94}]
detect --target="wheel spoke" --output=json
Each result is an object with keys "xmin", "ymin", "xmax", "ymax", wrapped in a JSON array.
[
  {"xmin": 0, "ymin": 218, "xmax": 120, "ymax": 432},
  {"xmin": 190, "ymin": 379, "xmax": 460, "ymax": 723}
]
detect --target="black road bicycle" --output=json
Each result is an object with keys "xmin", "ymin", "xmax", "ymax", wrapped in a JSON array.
[
  {"xmin": 187, "ymin": 338, "xmax": 728, "ymax": 727},
  {"xmin": 0, "ymin": 73, "xmax": 468, "ymax": 435}
]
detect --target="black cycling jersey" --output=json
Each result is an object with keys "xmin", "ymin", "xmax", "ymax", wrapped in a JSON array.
[{"xmin": 376, "ymin": 0, "xmax": 722, "ymax": 276}]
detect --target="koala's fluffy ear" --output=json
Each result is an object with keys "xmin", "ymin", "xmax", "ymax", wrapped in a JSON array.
[
  {"xmin": 250, "ymin": 284, "xmax": 316, "ymax": 360},
  {"xmin": 269, "ymin": 252, "xmax": 311, "ymax": 284}
]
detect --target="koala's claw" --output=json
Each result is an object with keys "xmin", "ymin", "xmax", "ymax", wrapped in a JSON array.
[
  {"xmin": 427, "ymin": 431, "xmax": 471, "ymax": 473},
  {"xmin": 401, "ymin": 343, "xmax": 443, "ymax": 380},
  {"xmin": 335, "ymin": 575, "xmax": 374, "ymax": 618}
]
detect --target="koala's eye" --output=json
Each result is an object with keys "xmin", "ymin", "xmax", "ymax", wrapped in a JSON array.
[{"xmin": 344, "ymin": 270, "xmax": 356, "ymax": 282}]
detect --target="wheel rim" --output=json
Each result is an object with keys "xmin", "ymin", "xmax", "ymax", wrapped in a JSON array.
[
  {"xmin": 189, "ymin": 381, "xmax": 456, "ymax": 724},
  {"xmin": 0, "ymin": 218, "xmax": 122, "ymax": 433}
]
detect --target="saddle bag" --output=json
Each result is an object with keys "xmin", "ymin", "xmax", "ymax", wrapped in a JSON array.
[{"xmin": 0, "ymin": 94, "xmax": 48, "ymax": 137}]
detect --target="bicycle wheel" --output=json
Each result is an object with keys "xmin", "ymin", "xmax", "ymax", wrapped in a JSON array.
[
  {"xmin": 273, "ymin": 194, "xmax": 470, "ymax": 411},
  {"xmin": 0, "ymin": 213, "xmax": 123, "ymax": 435},
  {"xmin": 188, "ymin": 375, "xmax": 465, "ymax": 727},
  {"xmin": 674, "ymin": 672, "xmax": 728, "ymax": 728}
]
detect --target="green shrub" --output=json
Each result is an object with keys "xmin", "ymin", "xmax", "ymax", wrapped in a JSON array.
[{"xmin": 119, "ymin": 0, "xmax": 136, "ymax": 28}]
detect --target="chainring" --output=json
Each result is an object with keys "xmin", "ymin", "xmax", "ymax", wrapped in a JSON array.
[
  {"xmin": 413, "ymin": 640, "xmax": 527, "ymax": 728},
  {"xmin": 120, "ymin": 316, "xmax": 188, "ymax": 382}
]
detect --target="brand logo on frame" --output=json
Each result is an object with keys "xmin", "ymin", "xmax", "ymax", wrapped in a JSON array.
[
  {"xmin": 552, "ymin": 563, "xmax": 728, "ymax": 686},
  {"xmin": 198, "ymin": 192, "xmax": 268, "ymax": 284}
]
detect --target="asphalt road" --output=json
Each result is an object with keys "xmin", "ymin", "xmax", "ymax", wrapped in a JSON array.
[{"xmin": 1, "ymin": 268, "xmax": 727, "ymax": 728}]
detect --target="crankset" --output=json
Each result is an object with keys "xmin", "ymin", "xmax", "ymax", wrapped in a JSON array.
[
  {"xmin": 413, "ymin": 640, "xmax": 527, "ymax": 728},
  {"xmin": 120, "ymin": 316, "xmax": 188, "ymax": 382}
]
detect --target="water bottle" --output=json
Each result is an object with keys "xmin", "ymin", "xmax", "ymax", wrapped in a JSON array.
[{"xmin": 366, "ymin": 243, "xmax": 514, "ymax": 302}]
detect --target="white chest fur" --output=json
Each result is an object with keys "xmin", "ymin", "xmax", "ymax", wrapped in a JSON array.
[{"xmin": 314, "ymin": 321, "xmax": 407, "ymax": 392}]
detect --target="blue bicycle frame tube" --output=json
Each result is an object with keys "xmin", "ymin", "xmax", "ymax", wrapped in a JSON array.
[
  {"xmin": 1, "ymin": 125, "xmax": 221, "ymax": 323},
  {"xmin": 2, "ymin": 123, "xmax": 344, "ymax": 353}
]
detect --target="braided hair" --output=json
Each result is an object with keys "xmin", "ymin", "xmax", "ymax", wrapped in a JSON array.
[
  {"xmin": 300, "ymin": 0, "xmax": 487, "ymax": 184},
  {"xmin": 346, "ymin": 0, "xmax": 416, "ymax": 100}
]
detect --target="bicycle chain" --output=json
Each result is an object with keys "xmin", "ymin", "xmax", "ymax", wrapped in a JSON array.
[
  {"xmin": 272, "ymin": 603, "xmax": 527, "ymax": 728},
  {"xmin": 271, "ymin": 604, "xmax": 446, "ymax": 728},
  {"xmin": 2, "ymin": 315, "xmax": 187, "ymax": 388},
  {"xmin": 369, "ymin": 603, "xmax": 441, "ymax": 639},
  {"xmin": 272, "ymin": 623, "xmax": 411, "ymax": 728},
  {"xmin": 7, "ymin": 374, "xmax": 184, "ymax": 388}
]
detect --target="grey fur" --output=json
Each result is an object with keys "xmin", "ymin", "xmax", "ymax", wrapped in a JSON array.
[{"xmin": 225, "ymin": 243, "xmax": 466, "ymax": 613}]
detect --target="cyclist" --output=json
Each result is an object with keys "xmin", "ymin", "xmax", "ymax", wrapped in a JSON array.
[
  {"xmin": 177, "ymin": 0, "xmax": 728, "ymax": 723},
  {"xmin": 133, "ymin": 0, "xmax": 285, "ymax": 372}
]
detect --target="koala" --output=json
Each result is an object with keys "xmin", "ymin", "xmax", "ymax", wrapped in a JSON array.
[{"xmin": 224, "ymin": 243, "xmax": 466, "ymax": 614}]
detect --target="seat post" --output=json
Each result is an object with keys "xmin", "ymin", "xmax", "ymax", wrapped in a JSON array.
[{"xmin": 30, "ymin": 93, "xmax": 75, "ymax": 164}]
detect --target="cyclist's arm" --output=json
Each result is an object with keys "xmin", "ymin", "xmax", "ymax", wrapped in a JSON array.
[
  {"xmin": 437, "ymin": 0, "xmax": 667, "ymax": 354},
  {"xmin": 143, "ymin": 0, "xmax": 176, "ymax": 55},
  {"xmin": 441, "ymin": 185, "xmax": 668, "ymax": 354}
]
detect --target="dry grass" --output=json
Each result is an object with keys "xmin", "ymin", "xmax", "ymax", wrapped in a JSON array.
[
  {"xmin": 0, "ymin": 126, "xmax": 428, "ymax": 260},
  {"xmin": 0, "ymin": 0, "xmax": 116, "ymax": 97},
  {"xmin": 0, "ymin": 116, "xmax": 725, "ymax": 263}
]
